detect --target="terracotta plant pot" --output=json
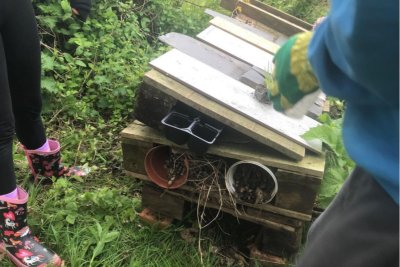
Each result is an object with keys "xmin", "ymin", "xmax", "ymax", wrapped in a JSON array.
[{"xmin": 144, "ymin": 145, "xmax": 189, "ymax": 189}]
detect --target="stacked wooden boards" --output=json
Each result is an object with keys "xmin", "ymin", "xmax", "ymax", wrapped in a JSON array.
[{"xmin": 121, "ymin": 2, "xmax": 325, "ymax": 263}]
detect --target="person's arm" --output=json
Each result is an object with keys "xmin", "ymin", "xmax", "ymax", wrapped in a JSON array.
[{"xmin": 308, "ymin": 0, "xmax": 399, "ymax": 106}]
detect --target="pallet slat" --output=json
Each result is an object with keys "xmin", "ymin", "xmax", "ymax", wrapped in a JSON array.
[
  {"xmin": 209, "ymin": 16, "xmax": 280, "ymax": 54},
  {"xmin": 197, "ymin": 26, "xmax": 274, "ymax": 73},
  {"xmin": 220, "ymin": 0, "xmax": 312, "ymax": 30},
  {"xmin": 220, "ymin": 0, "xmax": 309, "ymax": 36}
]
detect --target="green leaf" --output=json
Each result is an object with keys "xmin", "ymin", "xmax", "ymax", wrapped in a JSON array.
[
  {"xmin": 92, "ymin": 240, "xmax": 105, "ymax": 259},
  {"xmin": 41, "ymin": 77, "xmax": 57, "ymax": 93},
  {"xmin": 103, "ymin": 231, "xmax": 120, "ymax": 243},
  {"xmin": 75, "ymin": 60, "xmax": 87, "ymax": 67},
  {"xmin": 60, "ymin": 0, "xmax": 71, "ymax": 12},
  {"xmin": 66, "ymin": 214, "xmax": 76, "ymax": 224}
]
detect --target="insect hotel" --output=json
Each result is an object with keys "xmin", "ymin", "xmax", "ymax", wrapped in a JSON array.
[{"xmin": 121, "ymin": 1, "xmax": 326, "ymax": 265}]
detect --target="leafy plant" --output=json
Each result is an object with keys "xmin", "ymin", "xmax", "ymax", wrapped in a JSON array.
[{"xmin": 303, "ymin": 113, "xmax": 355, "ymax": 208}]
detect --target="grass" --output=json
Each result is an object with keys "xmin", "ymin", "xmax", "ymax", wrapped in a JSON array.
[{"xmin": 1, "ymin": 1, "xmax": 330, "ymax": 266}]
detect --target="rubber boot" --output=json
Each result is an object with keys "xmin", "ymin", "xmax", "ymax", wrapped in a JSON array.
[
  {"xmin": 23, "ymin": 139, "xmax": 86, "ymax": 184},
  {"xmin": 0, "ymin": 187, "xmax": 63, "ymax": 267}
]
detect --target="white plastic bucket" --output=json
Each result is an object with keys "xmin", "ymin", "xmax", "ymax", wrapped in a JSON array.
[{"xmin": 225, "ymin": 160, "xmax": 278, "ymax": 204}]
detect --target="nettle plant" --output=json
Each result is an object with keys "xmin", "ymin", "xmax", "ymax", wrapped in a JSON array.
[{"xmin": 303, "ymin": 113, "xmax": 355, "ymax": 208}]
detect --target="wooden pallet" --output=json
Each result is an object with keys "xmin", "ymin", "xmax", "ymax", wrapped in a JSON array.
[{"xmin": 121, "ymin": 121, "xmax": 324, "ymax": 218}]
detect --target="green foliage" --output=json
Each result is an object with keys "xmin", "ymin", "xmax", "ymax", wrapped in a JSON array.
[
  {"xmin": 260, "ymin": 0, "xmax": 329, "ymax": 23},
  {"xmin": 303, "ymin": 114, "xmax": 355, "ymax": 208},
  {"xmin": 36, "ymin": 0, "xmax": 152, "ymax": 123},
  {"xmin": 138, "ymin": 0, "xmax": 222, "ymax": 37}
]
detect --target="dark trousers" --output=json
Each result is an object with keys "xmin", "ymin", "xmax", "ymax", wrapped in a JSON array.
[
  {"xmin": 296, "ymin": 167, "xmax": 399, "ymax": 267},
  {"xmin": 0, "ymin": 0, "xmax": 46, "ymax": 194}
]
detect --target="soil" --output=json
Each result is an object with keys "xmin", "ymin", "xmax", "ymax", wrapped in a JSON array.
[{"xmin": 232, "ymin": 163, "xmax": 276, "ymax": 204}]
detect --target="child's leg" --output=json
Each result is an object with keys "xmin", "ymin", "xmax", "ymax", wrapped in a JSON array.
[
  {"xmin": 0, "ymin": 33, "xmax": 17, "ymax": 196},
  {"xmin": 1, "ymin": 0, "xmax": 46, "ymax": 150}
]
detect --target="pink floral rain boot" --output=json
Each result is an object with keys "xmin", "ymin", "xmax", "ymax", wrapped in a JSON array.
[
  {"xmin": 23, "ymin": 139, "xmax": 87, "ymax": 184},
  {"xmin": 0, "ymin": 187, "xmax": 64, "ymax": 267}
]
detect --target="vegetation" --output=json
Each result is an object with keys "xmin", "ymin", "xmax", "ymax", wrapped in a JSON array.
[
  {"xmin": 303, "ymin": 112, "xmax": 354, "ymax": 209},
  {"xmin": 5, "ymin": 0, "xmax": 339, "ymax": 266},
  {"xmin": 260, "ymin": 0, "xmax": 329, "ymax": 23}
]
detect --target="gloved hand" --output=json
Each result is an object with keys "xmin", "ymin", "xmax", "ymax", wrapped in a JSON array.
[
  {"xmin": 70, "ymin": 0, "xmax": 92, "ymax": 21},
  {"xmin": 266, "ymin": 31, "xmax": 320, "ymax": 112}
]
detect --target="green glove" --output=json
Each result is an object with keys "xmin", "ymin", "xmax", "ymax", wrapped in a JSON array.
[{"xmin": 266, "ymin": 32, "xmax": 319, "ymax": 112}]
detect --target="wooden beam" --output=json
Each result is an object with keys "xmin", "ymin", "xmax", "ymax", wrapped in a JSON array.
[
  {"xmin": 220, "ymin": 0, "xmax": 312, "ymax": 30},
  {"xmin": 220, "ymin": 0, "xmax": 308, "ymax": 36},
  {"xmin": 209, "ymin": 16, "xmax": 280, "ymax": 54},
  {"xmin": 121, "ymin": 121, "xmax": 325, "ymax": 177},
  {"xmin": 142, "ymin": 184, "xmax": 186, "ymax": 220},
  {"xmin": 142, "ymin": 69, "xmax": 306, "ymax": 160},
  {"xmin": 247, "ymin": 0, "xmax": 312, "ymax": 30},
  {"xmin": 205, "ymin": 9, "xmax": 287, "ymax": 44}
]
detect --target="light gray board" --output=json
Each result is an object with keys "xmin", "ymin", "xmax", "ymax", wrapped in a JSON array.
[
  {"xmin": 205, "ymin": 9, "xmax": 288, "ymax": 45},
  {"xmin": 240, "ymin": 68, "xmax": 266, "ymax": 90},
  {"xmin": 197, "ymin": 26, "xmax": 274, "ymax": 73},
  {"xmin": 150, "ymin": 49, "xmax": 322, "ymax": 153},
  {"xmin": 159, "ymin": 32, "xmax": 252, "ymax": 80}
]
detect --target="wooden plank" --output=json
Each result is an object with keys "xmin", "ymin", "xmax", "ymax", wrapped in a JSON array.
[
  {"xmin": 143, "ymin": 70, "xmax": 306, "ymax": 160},
  {"xmin": 209, "ymin": 16, "xmax": 280, "ymax": 54},
  {"xmin": 121, "ymin": 122, "xmax": 325, "ymax": 177},
  {"xmin": 197, "ymin": 26, "xmax": 274, "ymax": 73},
  {"xmin": 121, "ymin": 140, "xmax": 153, "ymax": 175},
  {"xmin": 220, "ymin": 0, "xmax": 312, "ymax": 30},
  {"xmin": 274, "ymin": 170, "xmax": 321, "ymax": 214},
  {"xmin": 234, "ymin": 13, "xmax": 289, "ymax": 45},
  {"xmin": 166, "ymin": 189, "xmax": 295, "ymax": 232},
  {"xmin": 124, "ymin": 170, "xmax": 311, "ymax": 222},
  {"xmin": 142, "ymin": 184, "xmax": 186, "ymax": 220},
  {"xmin": 158, "ymin": 32, "xmax": 252, "ymax": 80},
  {"xmin": 121, "ymin": 122, "xmax": 325, "ymax": 178},
  {"xmin": 149, "ymin": 50, "xmax": 322, "ymax": 154},
  {"xmin": 249, "ymin": 0, "xmax": 312, "ymax": 30},
  {"xmin": 205, "ymin": 9, "xmax": 287, "ymax": 44},
  {"xmin": 220, "ymin": 0, "xmax": 308, "ymax": 36}
]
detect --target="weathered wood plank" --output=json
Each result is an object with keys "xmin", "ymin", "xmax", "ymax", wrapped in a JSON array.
[
  {"xmin": 220, "ymin": 0, "xmax": 308, "ymax": 36},
  {"xmin": 274, "ymin": 169, "xmax": 321, "ymax": 214},
  {"xmin": 142, "ymin": 184, "xmax": 186, "ymax": 220},
  {"xmin": 197, "ymin": 26, "xmax": 274, "ymax": 73},
  {"xmin": 143, "ymin": 70, "xmax": 306, "ymax": 160},
  {"xmin": 149, "ymin": 50, "xmax": 322, "ymax": 154},
  {"xmin": 205, "ymin": 9, "xmax": 286, "ymax": 44},
  {"xmin": 158, "ymin": 32, "xmax": 252, "ymax": 80},
  {"xmin": 121, "ymin": 121, "xmax": 325, "ymax": 178},
  {"xmin": 220, "ymin": 0, "xmax": 312, "ymax": 30},
  {"xmin": 121, "ymin": 139, "xmax": 153, "ymax": 175},
  {"xmin": 209, "ymin": 16, "xmax": 280, "ymax": 54},
  {"xmin": 124, "ymin": 170, "xmax": 311, "ymax": 222}
]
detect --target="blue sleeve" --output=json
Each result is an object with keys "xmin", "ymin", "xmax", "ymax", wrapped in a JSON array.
[{"xmin": 308, "ymin": 0, "xmax": 399, "ymax": 107}]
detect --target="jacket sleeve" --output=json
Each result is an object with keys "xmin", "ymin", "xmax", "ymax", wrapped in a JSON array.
[{"xmin": 308, "ymin": 0, "xmax": 399, "ymax": 107}]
